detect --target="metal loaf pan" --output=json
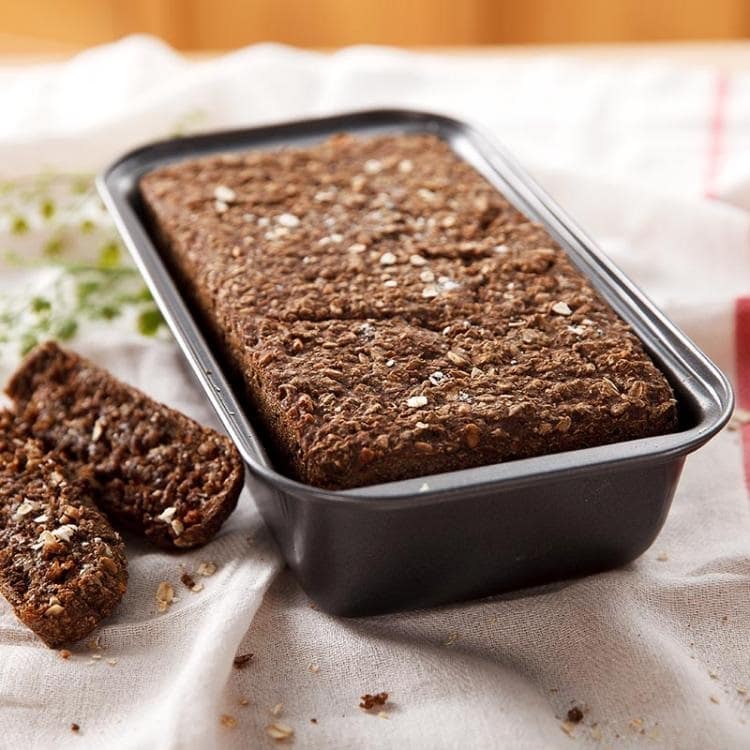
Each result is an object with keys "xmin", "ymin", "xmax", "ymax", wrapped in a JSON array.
[{"xmin": 99, "ymin": 110, "xmax": 733, "ymax": 616}]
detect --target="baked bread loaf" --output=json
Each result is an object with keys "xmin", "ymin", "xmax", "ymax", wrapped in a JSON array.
[
  {"xmin": 6, "ymin": 342, "xmax": 244, "ymax": 549},
  {"xmin": 0, "ymin": 413, "xmax": 127, "ymax": 648},
  {"xmin": 140, "ymin": 133, "xmax": 678, "ymax": 490}
]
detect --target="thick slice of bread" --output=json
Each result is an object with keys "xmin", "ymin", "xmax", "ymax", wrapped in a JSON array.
[
  {"xmin": 6, "ymin": 342, "xmax": 244, "ymax": 549},
  {"xmin": 0, "ymin": 415, "xmax": 127, "ymax": 648}
]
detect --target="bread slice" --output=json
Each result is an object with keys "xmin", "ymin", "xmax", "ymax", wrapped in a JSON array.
[
  {"xmin": 6, "ymin": 342, "xmax": 244, "ymax": 549},
  {"xmin": 0, "ymin": 414, "xmax": 127, "ymax": 648}
]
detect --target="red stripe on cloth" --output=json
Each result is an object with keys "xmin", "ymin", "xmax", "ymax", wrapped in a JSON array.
[
  {"xmin": 704, "ymin": 71, "xmax": 730, "ymax": 200},
  {"xmin": 734, "ymin": 298, "xmax": 750, "ymax": 481}
]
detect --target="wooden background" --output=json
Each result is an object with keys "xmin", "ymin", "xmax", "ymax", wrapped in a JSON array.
[{"xmin": 1, "ymin": 0, "xmax": 749, "ymax": 51}]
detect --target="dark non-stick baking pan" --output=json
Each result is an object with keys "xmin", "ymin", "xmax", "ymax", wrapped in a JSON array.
[{"xmin": 99, "ymin": 109, "xmax": 733, "ymax": 616}]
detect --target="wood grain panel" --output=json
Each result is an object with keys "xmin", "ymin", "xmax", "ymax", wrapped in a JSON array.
[{"xmin": 1, "ymin": 0, "xmax": 748, "ymax": 50}]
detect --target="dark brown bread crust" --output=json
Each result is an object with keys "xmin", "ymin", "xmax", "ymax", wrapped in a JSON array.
[
  {"xmin": 6, "ymin": 342, "xmax": 244, "ymax": 549},
  {"xmin": 140, "ymin": 133, "xmax": 678, "ymax": 490},
  {"xmin": 0, "ymin": 413, "xmax": 127, "ymax": 648}
]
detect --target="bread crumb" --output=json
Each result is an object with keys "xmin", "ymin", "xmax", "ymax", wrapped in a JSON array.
[
  {"xmin": 360, "ymin": 692, "xmax": 388, "ymax": 711},
  {"xmin": 567, "ymin": 706, "xmax": 584, "ymax": 723},
  {"xmin": 710, "ymin": 695, "xmax": 720, "ymax": 704},
  {"xmin": 656, "ymin": 551, "xmax": 669, "ymax": 562},
  {"xmin": 233, "ymin": 653, "xmax": 253, "ymax": 669},
  {"xmin": 560, "ymin": 721, "xmax": 575, "ymax": 737},
  {"xmin": 443, "ymin": 632, "xmax": 459, "ymax": 646},
  {"xmin": 271, "ymin": 703, "xmax": 284, "ymax": 717},
  {"xmin": 309, "ymin": 662, "xmax": 320, "ymax": 673},
  {"xmin": 197, "ymin": 562, "xmax": 217, "ymax": 577},
  {"xmin": 239, "ymin": 697, "xmax": 250, "ymax": 706},
  {"xmin": 266, "ymin": 722, "xmax": 294, "ymax": 741},
  {"xmin": 180, "ymin": 572, "xmax": 197, "ymax": 590},
  {"xmin": 219, "ymin": 713, "xmax": 237, "ymax": 729},
  {"xmin": 107, "ymin": 658, "xmax": 118, "ymax": 666},
  {"xmin": 156, "ymin": 581, "xmax": 175, "ymax": 612},
  {"xmin": 59, "ymin": 649, "xmax": 71, "ymax": 660},
  {"xmin": 70, "ymin": 723, "xmax": 80, "ymax": 733}
]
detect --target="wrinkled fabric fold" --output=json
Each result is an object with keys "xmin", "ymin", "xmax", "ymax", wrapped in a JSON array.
[{"xmin": 0, "ymin": 36, "xmax": 748, "ymax": 749}]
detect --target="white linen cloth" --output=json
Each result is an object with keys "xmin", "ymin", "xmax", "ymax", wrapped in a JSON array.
[{"xmin": 0, "ymin": 36, "xmax": 749, "ymax": 749}]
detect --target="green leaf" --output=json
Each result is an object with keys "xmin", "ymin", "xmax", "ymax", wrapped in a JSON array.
[
  {"xmin": 55, "ymin": 319, "xmax": 78, "ymax": 341},
  {"xmin": 137, "ymin": 307, "xmax": 163, "ymax": 337},
  {"xmin": 71, "ymin": 176, "xmax": 92, "ymax": 195},
  {"xmin": 20, "ymin": 333, "xmax": 39, "ymax": 355},
  {"xmin": 11, "ymin": 216, "xmax": 29, "ymax": 235},
  {"xmin": 116, "ymin": 285, "xmax": 152, "ymax": 305},
  {"xmin": 40, "ymin": 198, "xmax": 55, "ymax": 220},
  {"xmin": 75, "ymin": 279, "xmax": 101, "ymax": 303},
  {"xmin": 43, "ymin": 236, "xmax": 64, "ymax": 257},
  {"xmin": 30, "ymin": 297, "xmax": 51, "ymax": 313},
  {"xmin": 98, "ymin": 241, "xmax": 121, "ymax": 268},
  {"xmin": 2, "ymin": 251, "xmax": 22, "ymax": 266},
  {"xmin": 95, "ymin": 305, "xmax": 120, "ymax": 320},
  {"xmin": 136, "ymin": 285, "xmax": 153, "ymax": 302},
  {"xmin": 80, "ymin": 219, "xmax": 96, "ymax": 234}
]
